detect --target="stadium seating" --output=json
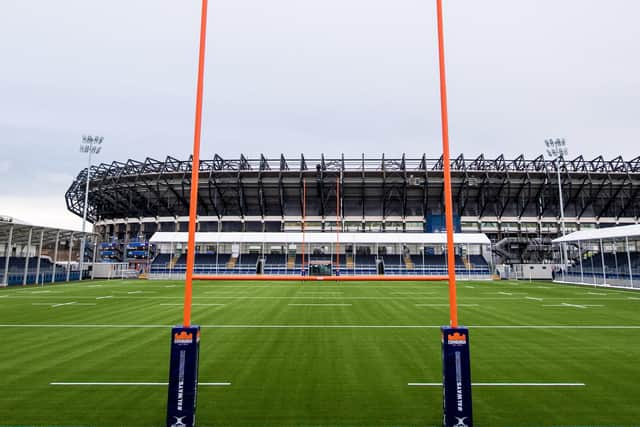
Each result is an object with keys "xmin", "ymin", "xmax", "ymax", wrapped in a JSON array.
[
  {"xmin": 147, "ymin": 251, "xmax": 491, "ymax": 278},
  {"xmin": 0, "ymin": 256, "xmax": 80, "ymax": 285},
  {"xmin": 565, "ymin": 252, "xmax": 640, "ymax": 281}
]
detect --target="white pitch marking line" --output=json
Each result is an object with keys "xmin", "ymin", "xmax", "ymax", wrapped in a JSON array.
[
  {"xmin": 299, "ymin": 292, "xmax": 344, "ymax": 294},
  {"xmin": 525, "ymin": 297, "xmax": 544, "ymax": 301},
  {"xmin": 87, "ymin": 285, "xmax": 102, "ymax": 288},
  {"xmin": 628, "ymin": 297, "xmax": 640, "ymax": 300},
  {"xmin": 288, "ymin": 303, "xmax": 352, "ymax": 307},
  {"xmin": 465, "ymin": 286, "xmax": 475, "ymax": 289},
  {"xmin": 392, "ymin": 292, "xmax": 435, "ymax": 295},
  {"xmin": 52, "ymin": 302, "xmax": 77, "ymax": 307},
  {"xmin": 5, "ymin": 324, "xmax": 640, "ymax": 329},
  {"xmin": 204, "ymin": 291, "xmax": 248, "ymax": 294},
  {"xmin": 49, "ymin": 382, "xmax": 231, "ymax": 386},
  {"xmin": 415, "ymin": 304, "xmax": 479, "ymax": 307},
  {"xmin": 164, "ymin": 285, "xmax": 176, "ymax": 288},
  {"xmin": 499, "ymin": 292, "xmax": 513, "ymax": 296},
  {"xmin": 32, "ymin": 302, "xmax": 97, "ymax": 308},
  {"xmin": 127, "ymin": 291, "xmax": 142, "ymax": 294},
  {"xmin": 160, "ymin": 304, "xmax": 225, "ymax": 306},
  {"xmin": 31, "ymin": 291, "xmax": 51, "ymax": 294},
  {"xmin": 588, "ymin": 292, "xmax": 608, "ymax": 296},
  {"xmin": 543, "ymin": 303, "xmax": 604, "ymax": 309},
  {"xmin": 0, "ymin": 295, "xmax": 8, "ymax": 298},
  {"xmin": 96, "ymin": 296, "xmax": 113, "ymax": 300},
  {"xmin": 408, "ymin": 382, "xmax": 585, "ymax": 387}
]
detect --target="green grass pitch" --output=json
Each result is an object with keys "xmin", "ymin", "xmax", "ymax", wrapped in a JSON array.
[{"xmin": 1, "ymin": 279, "xmax": 639, "ymax": 426}]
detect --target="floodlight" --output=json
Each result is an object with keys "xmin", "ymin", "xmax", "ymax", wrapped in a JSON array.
[{"xmin": 77, "ymin": 134, "xmax": 104, "ymax": 285}]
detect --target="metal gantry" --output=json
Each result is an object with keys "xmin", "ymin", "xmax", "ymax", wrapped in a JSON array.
[{"xmin": 65, "ymin": 153, "xmax": 640, "ymax": 227}]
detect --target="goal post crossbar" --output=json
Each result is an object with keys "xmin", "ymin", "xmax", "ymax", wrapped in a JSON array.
[{"xmin": 192, "ymin": 274, "xmax": 448, "ymax": 282}]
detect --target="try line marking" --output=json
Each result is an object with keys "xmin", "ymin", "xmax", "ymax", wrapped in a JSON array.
[
  {"xmin": 50, "ymin": 382, "xmax": 230, "ymax": 386},
  {"xmin": 160, "ymin": 303, "xmax": 225, "ymax": 306},
  {"xmin": 288, "ymin": 303, "xmax": 352, "ymax": 306},
  {"xmin": 408, "ymin": 382, "xmax": 585, "ymax": 387},
  {"xmin": 415, "ymin": 304, "xmax": 479, "ymax": 307},
  {"xmin": 3, "ymin": 324, "xmax": 640, "ymax": 329}
]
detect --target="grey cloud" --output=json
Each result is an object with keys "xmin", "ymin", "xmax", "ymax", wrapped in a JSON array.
[{"xmin": 1, "ymin": 0, "xmax": 639, "ymax": 226}]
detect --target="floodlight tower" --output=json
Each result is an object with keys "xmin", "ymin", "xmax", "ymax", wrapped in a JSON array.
[
  {"xmin": 545, "ymin": 138, "xmax": 569, "ymax": 271},
  {"xmin": 79, "ymin": 135, "xmax": 103, "ymax": 279}
]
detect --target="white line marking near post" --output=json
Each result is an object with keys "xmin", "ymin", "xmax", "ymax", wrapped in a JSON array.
[
  {"xmin": 415, "ymin": 304, "xmax": 479, "ymax": 307},
  {"xmin": 287, "ymin": 304, "xmax": 352, "ymax": 307},
  {"xmin": 408, "ymin": 382, "xmax": 585, "ymax": 387},
  {"xmin": 31, "ymin": 291, "xmax": 51, "ymax": 294},
  {"xmin": 160, "ymin": 304, "xmax": 225, "ymax": 307},
  {"xmin": 525, "ymin": 297, "xmax": 544, "ymax": 301},
  {"xmin": 588, "ymin": 292, "xmax": 607, "ymax": 296},
  {"xmin": 465, "ymin": 286, "xmax": 475, "ymax": 289},
  {"xmin": 392, "ymin": 292, "xmax": 435, "ymax": 295},
  {"xmin": 204, "ymin": 291, "xmax": 248, "ymax": 295},
  {"xmin": 164, "ymin": 285, "xmax": 176, "ymax": 288},
  {"xmin": 96, "ymin": 296, "xmax": 113, "ymax": 300},
  {"xmin": 4, "ymin": 324, "xmax": 640, "ymax": 329},
  {"xmin": 49, "ymin": 382, "xmax": 231, "ymax": 386}
]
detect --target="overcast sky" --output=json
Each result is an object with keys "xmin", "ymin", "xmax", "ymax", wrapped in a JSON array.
[{"xmin": 1, "ymin": 0, "xmax": 639, "ymax": 230}]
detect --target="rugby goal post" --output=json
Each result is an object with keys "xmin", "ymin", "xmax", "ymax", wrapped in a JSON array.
[{"xmin": 165, "ymin": 1, "xmax": 472, "ymax": 426}]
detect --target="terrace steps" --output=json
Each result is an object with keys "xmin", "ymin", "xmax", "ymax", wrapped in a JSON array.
[
  {"xmin": 168, "ymin": 256, "xmax": 179, "ymax": 269},
  {"xmin": 404, "ymin": 254, "xmax": 414, "ymax": 270},
  {"xmin": 226, "ymin": 256, "xmax": 238, "ymax": 269}
]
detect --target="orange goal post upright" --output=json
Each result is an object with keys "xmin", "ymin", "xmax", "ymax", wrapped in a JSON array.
[
  {"xmin": 436, "ymin": 1, "xmax": 474, "ymax": 426},
  {"xmin": 165, "ymin": 1, "xmax": 208, "ymax": 427}
]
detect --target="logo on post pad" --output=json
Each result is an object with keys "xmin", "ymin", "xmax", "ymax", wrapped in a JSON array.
[
  {"xmin": 447, "ymin": 332, "xmax": 467, "ymax": 345},
  {"xmin": 173, "ymin": 331, "xmax": 193, "ymax": 344}
]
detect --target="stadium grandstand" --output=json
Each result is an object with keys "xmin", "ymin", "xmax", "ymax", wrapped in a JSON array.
[
  {"xmin": 0, "ymin": 215, "xmax": 94, "ymax": 286},
  {"xmin": 63, "ymin": 153, "xmax": 640, "ymax": 278},
  {"xmin": 147, "ymin": 231, "xmax": 492, "ymax": 280},
  {"xmin": 553, "ymin": 223, "xmax": 640, "ymax": 289}
]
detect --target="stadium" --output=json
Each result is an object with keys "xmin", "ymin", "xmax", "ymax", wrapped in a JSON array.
[
  {"xmin": 3, "ymin": 1, "xmax": 640, "ymax": 426},
  {"xmin": 61, "ymin": 152, "xmax": 640, "ymax": 282},
  {"xmin": 2, "ymin": 151, "xmax": 639, "ymax": 425}
]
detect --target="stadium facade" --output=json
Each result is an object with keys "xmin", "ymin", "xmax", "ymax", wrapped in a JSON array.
[{"xmin": 65, "ymin": 153, "xmax": 640, "ymax": 264}]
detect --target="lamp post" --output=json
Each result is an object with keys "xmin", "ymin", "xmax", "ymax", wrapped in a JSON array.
[
  {"xmin": 79, "ymin": 135, "xmax": 103, "ymax": 280},
  {"xmin": 545, "ymin": 138, "xmax": 569, "ymax": 275}
]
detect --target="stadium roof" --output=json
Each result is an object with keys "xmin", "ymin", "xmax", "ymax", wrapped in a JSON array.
[
  {"xmin": 553, "ymin": 224, "xmax": 640, "ymax": 243},
  {"xmin": 67, "ymin": 153, "xmax": 640, "ymax": 223},
  {"xmin": 0, "ymin": 220, "xmax": 93, "ymax": 246},
  {"xmin": 149, "ymin": 232, "xmax": 491, "ymax": 245}
]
